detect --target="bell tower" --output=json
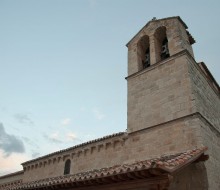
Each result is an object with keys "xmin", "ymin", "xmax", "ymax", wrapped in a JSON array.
[
  {"xmin": 126, "ymin": 16, "xmax": 196, "ymax": 133},
  {"xmin": 126, "ymin": 17, "xmax": 195, "ymax": 76},
  {"xmin": 126, "ymin": 16, "xmax": 220, "ymax": 190}
]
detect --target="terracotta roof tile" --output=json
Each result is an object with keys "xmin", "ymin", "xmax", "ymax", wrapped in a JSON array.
[
  {"xmin": 0, "ymin": 171, "xmax": 23, "ymax": 180},
  {"xmin": 5, "ymin": 147, "xmax": 207, "ymax": 190}
]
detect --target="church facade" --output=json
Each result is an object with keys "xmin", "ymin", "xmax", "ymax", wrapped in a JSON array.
[{"xmin": 0, "ymin": 16, "xmax": 219, "ymax": 190}]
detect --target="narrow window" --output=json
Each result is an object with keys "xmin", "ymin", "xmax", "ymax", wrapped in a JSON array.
[{"xmin": 64, "ymin": 159, "xmax": 71, "ymax": 175}]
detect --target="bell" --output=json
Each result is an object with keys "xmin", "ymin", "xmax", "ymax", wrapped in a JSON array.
[
  {"xmin": 143, "ymin": 50, "xmax": 150, "ymax": 69},
  {"xmin": 161, "ymin": 38, "xmax": 170, "ymax": 59}
]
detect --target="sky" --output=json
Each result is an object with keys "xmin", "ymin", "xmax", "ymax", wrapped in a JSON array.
[{"xmin": 0, "ymin": 0, "xmax": 220, "ymax": 175}]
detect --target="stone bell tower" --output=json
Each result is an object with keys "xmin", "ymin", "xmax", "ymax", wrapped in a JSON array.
[
  {"xmin": 126, "ymin": 16, "xmax": 196, "ymax": 133},
  {"xmin": 126, "ymin": 16, "xmax": 220, "ymax": 189}
]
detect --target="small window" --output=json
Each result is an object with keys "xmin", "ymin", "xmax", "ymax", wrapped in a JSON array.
[{"xmin": 64, "ymin": 159, "xmax": 71, "ymax": 175}]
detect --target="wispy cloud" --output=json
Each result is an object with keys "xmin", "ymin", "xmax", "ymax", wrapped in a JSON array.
[
  {"xmin": 44, "ymin": 132, "xmax": 63, "ymax": 144},
  {"xmin": 48, "ymin": 132, "xmax": 63, "ymax": 143},
  {"xmin": 22, "ymin": 136, "xmax": 39, "ymax": 149},
  {"xmin": 60, "ymin": 118, "xmax": 71, "ymax": 126},
  {"xmin": 31, "ymin": 152, "xmax": 40, "ymax": 158},
  {"xmin": 0, "ymin": 123, "xmax": 25, "ymax": 157},
  {"xmin": 66, "ymin": 132, "xmax": 77, "ymax": 141},
  {"xmin": 92, "ymin": 108, "xmax": 105, "ymax": 120},
  {"xmin": 14, "ymin": 113, "xmax": 34, "ymax": 125}
]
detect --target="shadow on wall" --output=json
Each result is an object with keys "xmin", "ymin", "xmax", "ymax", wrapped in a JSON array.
[{"xmin": 169, "ymin": 162, "xmax": 208, "ymax": 190}]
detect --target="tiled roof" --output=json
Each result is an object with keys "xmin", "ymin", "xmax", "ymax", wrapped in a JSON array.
[
  {"xmin": 0, "ymin": 180, "xmax": 22, "ymax": 190},
  {"xmin": 22, "ymin": 132, "xmax": 125, "ymax": 165},
  {"xmin": 8, "ymin": 147, "xmax": 207, "ymax": 190},
  {"xmin": 0, "ymin": 171, "xmax": 23, "ymax": 180}
]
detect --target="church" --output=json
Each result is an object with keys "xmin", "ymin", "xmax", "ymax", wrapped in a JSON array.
[{"xmin": 0, "ymin": 16, "xmax": 219, "ymax": 190}]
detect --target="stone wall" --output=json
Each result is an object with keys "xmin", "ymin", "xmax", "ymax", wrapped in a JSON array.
[
  {"xmin": 186, "ymin": 53, "xmax": 220, "ymax": 189},
  {"xmin": 125, "ymin": 114, "xmax": 202, "ymax": 162},
  {"xmin": 174, "ymin": 21, "xmax": 194, "ymax": 58},
  {"xmin": 199, "ymin": 117, "xmax": 220, "ymax": 190},
  {"xmin": 188, "ymin": 57, "xmax": 220, "ymax": 131},
  {"xmin": 169, "ymin": 163, "xmax": 208, "ymax": 190},
  {"xmin": 22, "ymin": 134, "xmax": 126, "ymax": 182},
  {"xmin": 127, "ymin": 52, "xmax": 195, "ymax": 133}
]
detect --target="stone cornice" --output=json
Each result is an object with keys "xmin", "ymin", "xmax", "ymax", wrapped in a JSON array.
[
  {"xmin": 126, "ymin": 49, "xmax": 219, "ymax": 97},
  {"xmin": 22, "ymin": 132, "xmax": 127, "ymax": 169}
]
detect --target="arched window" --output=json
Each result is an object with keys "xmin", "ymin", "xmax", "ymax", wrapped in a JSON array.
[
  {"xmin": 154, "ymin": 26, "xmax": 170, "ymax": 62},
  {"xmin": 137, "ymin": 35, "xmax": 150, "ymax": 70},
  {"xmin": 64, "ymin": 159, "xmax": 71, "ymax": 175}
]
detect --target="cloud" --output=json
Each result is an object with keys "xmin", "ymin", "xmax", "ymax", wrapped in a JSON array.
[
  {"xmin": 22, "ymin": 136, "xmax": 39, "ymax": 149},
  {"xmin": 0, "ymin": 123, "xmax": 25, "ymax": 157},
  {"xmin": 44, "ymin": 132, "xmax": 63, "ymax": 143},
  {"xmin": 31, "ymin": 152, "xmax": 40, "ymax": 158},
  {"xmin": 0, "ymin": 150, "xmax": 29, "ymax": 175},
  {"xmin": 60, "ymin": 118, "xmax": 71, "ymax": 126},
  {"xmin": 92, "ymin": 108, "xmax": 105, "ymax": 120},
  {"xmin": 14, "ymin": 113, "xmax": 34, "ymax": 125},
  {"xmin": 66, "ymin": 132, "xmax": 77, "ymax": 141}
]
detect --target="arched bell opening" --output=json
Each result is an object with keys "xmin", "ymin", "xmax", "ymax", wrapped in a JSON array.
[
  {"xmin": 154, "ymin": 26, "xmax": 170, "ymax": 62},
  {"xmin": 137, "ymin": 35, "xmax": 150, "ymax": 70}
]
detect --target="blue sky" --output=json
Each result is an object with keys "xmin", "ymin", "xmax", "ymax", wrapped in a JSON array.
[{"xmin": 0, "ymin": 0, "xmax": 220, "ymax": 174}]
